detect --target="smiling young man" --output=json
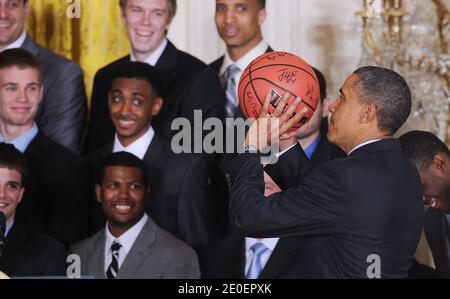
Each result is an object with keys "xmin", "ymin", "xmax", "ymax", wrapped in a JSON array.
[
  {"xmin": 210, "ymin": 0, "xmax": 268, "ymax": 118},
  {"xmin": 0, "ymin": 143, "xmax": 66, "ymax": 277},
  {"xmin": 88, "ymin": 61, "xmax": 218, "ymax": 248},
  {"xmin": 0, "ymin": 48, "xmax": 90, "ymax": 247},
  {"xmin": 71, "ymin": 151, "xmax": 200, "ymax": 279},
  {"xmin": 223, "ymin": 66, "xmax": 425, "ymax": 278},
  {"xmin": 86, "ymin": 0, "xmax": 224, "ymax": 154},
  {"xmin": 0, "ymin": 0, "xmax": 87, "ymax": 153}
]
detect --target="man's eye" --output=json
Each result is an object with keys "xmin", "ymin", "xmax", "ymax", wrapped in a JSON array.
[
  {"xmin": 7, "ymin": 183, "xmax": 19, "ymax": 189},
  {"xmin": 130, "ymin": 183, "xmax": 142, "ymax": 190},
  {"xmin": 112, "ymin": 96, "xmax": 122, "ymax": 103},
  {"xmin": 216, "ymin": 5, "xmax": 226, "ymax": 13},
  {"xmin": 132, "ymin": 99, "xmax": 143, "ymax": 106}
]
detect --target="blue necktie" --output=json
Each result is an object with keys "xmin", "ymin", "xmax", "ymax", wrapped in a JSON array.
[
  {"xmin": 225, "ymin": 64, "xmax": 240, "ymax": 118},
  {"xmin": 246, "ymin": 242, "xmax": 269, "ymax": 279}
]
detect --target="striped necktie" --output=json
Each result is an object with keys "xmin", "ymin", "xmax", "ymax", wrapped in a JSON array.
[
  {"xmin": 225, "ymin": 64, "xmax": 240, "ymax": 118},
  {"xmin": 246, "ymin": 242, "xmax": 269, "ymax": 279},
  {"xmin": 106, "ymin": 241, "xmax": 122, "ymax": 279}
]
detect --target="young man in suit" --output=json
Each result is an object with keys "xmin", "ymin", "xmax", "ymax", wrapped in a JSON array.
[
  {"xmin": 88, "ymin": 62, "xmax": 218, "ymax": 248},
  {"xmin": 0, "ymin": 48, "xmax": 91, "ymax": 247},
  {"xmin": 210, "ymin": 0, "xmax": 269, "ymax": 119},
  {"xmin": 86, "ymin": 0, "xmax": 224, "ymax": 154},
  {"xmin": 400, "ymin": 130, "xmax": 450, "ymax": 277},
  {"xmin": 0, "ymin": 0, "xmax": 87, "ymax": 154},
  {"xmin": 224, "ymin": 66, "xmax": 425, "ymax": 278},
  {"xmin": 71, "ymin": 152, "xmax": 200, "ymax": 279},
  {"xmin": 0, "ymin": 143, "xmax": 66, "ymax": 277}
]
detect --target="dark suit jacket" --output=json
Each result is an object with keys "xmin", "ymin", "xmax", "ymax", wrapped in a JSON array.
[
  {"xmin": 85, "ymin": 40, "xmax": 224, "ymax": 154},
  {"xmin": 424, "ymin": 208, "xmax": 450, "ymax": 276},
  {"xmin": 15, "ymin": 131, "xmax": 91, "ymax": 247},
  {"xmin": 88, "ymin": 134, "xmax": 218, "ymax": 247},
  {"xmin": 225, "ymin": 139, "xmax": 424, "ymax": 278},
  {"xmin": 0, "ymin": 222, "xmax": 66, "ymax": 277},
  {"xmin": 70, "ymin": 216, "xmax": 200, "ymax": 279},
  {"xmin": 197, "ymin": 234, "xmax": 304, "ymax": 279},
  {"xmin": 22, "ymin": 35, "xmax": 87, "ymax": 154}
]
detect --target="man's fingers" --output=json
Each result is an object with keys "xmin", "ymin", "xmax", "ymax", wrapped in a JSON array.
[
  {"xmin": 281, "ymin": 106, "xmax": 308, "ymax": 136},
  {"xmin": 279, "ymin": 97, "xmax": 302, "ymax": 124},
  {"xmin": 259, "ymin": 92, "xmax": 272, "ymax": 118},
  {"xmin": 271, "ymin": 92, "xmax": 290, "ymax": 118}
]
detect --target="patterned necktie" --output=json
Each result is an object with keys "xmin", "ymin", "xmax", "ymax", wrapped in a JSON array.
[
  {"xmin": 246, "ymin": 242, "xmax": 269, "ymax": 279},
  {"xmin": 106, "ymin": 241, "xmax": 122, "ymax": 279},
  {"xmin": 225, "ymin": 64, "xmax": 240, "ymax": 118}
]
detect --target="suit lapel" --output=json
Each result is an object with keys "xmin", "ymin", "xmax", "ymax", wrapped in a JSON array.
[
  {"xmin": 155, "ymin": 40, "xmax": 178, "ymax": 72},
  {"xmin": 88, "ymin": 231, "xmax": 107, "ymax": 279},
  {"xmin": 259, "ymin": 237, "xmax": 301, "ymax": 279},
  {"xmin": 117, "ymin": 218, "xmax": 157, "ymax": 278},
  {"xmin": 0, "ymin": 223, "xmax": 28, "ymax": 275},
  {"xmin": 20, "ymin": 35, "xmax": 40, "ymax": 57}
]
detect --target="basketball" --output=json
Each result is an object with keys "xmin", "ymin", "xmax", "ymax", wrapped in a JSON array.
[{"xmin": 238, "ymin": 51, "xmax": 320, "ymax": 129}]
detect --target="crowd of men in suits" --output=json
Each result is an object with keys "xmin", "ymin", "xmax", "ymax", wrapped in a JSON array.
[{"xmin": 0, "ymin": 0, "xmax": 449, "ymax": 279}]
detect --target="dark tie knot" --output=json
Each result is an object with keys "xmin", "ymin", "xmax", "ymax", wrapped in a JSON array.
[{"xmin": 111, "ymin": 241, "xmax": 122, "ymax": 252}]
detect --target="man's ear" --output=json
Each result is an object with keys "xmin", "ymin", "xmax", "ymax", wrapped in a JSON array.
[
  {"xmin": 24, "ymin": 0, "xmax": 30, "ymax": 17},
  {"xmin": 360, "ymin": 102, "xmax": 377, "ymax": 124},
  {"xmin": 258, "ymin": 8, "xmax": 267, "ymax": 25},
  {"xmin": 17, "ymin": 187, "xmax": 25, "ymax": 204},
  {"xmin": 151, "ymin": 96, "xmax": 163, "ymax": 116},
  {"xmin": 432, "ymin": 153, "xmax": 447, "ymax": 172},
  {"xmin": 95, "ymin": 185, "xmax": 102, "ymax": 203}
]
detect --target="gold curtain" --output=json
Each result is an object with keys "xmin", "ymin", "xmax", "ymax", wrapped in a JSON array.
[{"xmin": 26, "ymin": 0, "xmax": 130, "ymax": 107}]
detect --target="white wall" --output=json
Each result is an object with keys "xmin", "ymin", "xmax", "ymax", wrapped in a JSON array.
[{"xmin": 168, "ymin": 0, "xmax": 363, "ymax": 100}]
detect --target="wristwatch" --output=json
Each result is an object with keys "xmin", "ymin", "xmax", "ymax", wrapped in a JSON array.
[{"xmin": 243, "ymin": 144, "xmax": 259, "ymax": 154}]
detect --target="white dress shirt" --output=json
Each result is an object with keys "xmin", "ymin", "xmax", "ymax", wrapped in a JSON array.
[
  {"xmin": 104, "ymin": 213, "xmax": 148, "ymax": 273},
  {"xmin": 347, "ymin": 139, "xmax": 383, "ymax": 156},
  {"xmin": 245, "ymin": 237, "xmax": 279, "ymax": 275},
  {"xmin": 130, "ymin": 38, "xmax": 168, "ymax": 66},
  {"xmin": 2, "ymin": 31, "xmax": 27, "ymax": 51},
  {"xmin": 220, "ymin": 40, "xmax": 269, "ymax": 95},
  {"xmin": 113, "ymin": 126, "xmax": 155, "ymax": 159}
]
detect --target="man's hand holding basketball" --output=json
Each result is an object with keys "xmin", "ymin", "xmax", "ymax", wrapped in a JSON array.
[{"xmin": 244, "ymin": 92, "xmax": 308, "ymax": 152}]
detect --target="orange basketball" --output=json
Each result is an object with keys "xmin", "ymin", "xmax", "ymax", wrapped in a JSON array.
[{"xmin": 238, "ymin": 51, "xmax": 320, "ymax": 129}]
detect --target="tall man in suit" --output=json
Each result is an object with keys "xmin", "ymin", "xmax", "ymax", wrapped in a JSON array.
[
  {"xmin": 210, "ymin": 0, "xmax": 269, "ymax": 119},
  {"xmin": 86, "ymin": 0, "xmax": 224, "ymax": 154},
  {"xmin": 0, "ymin": 48, "xmax": 91, "ymax": 247},
  {"xmin": 88, "ymin": 62, "xmax": 218, "ymax": 247},
  {"xmin": 224, "ymin": 66, "xmax": 425, "ymax": 278},
  {"xmin": 71, "ymin": 152, "xmax": 200, "ymax": 279},
  {"xmin": 0, "ymin": 0, "xmax": 87, "ymax": 153},
  {"xmin": 400, "ymin": 130, "xmax": 450, "ymax": 277},
  {"xmin": 0, "ymin": 143, "xmax": 66, "ymax": 277}
]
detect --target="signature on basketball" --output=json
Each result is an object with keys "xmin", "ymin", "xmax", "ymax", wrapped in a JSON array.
[{"xmin": 278, "ymin": 68, "xmax": 297, "ymax": 85}]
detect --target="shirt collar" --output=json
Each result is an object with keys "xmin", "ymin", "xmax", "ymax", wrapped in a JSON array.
[
  {"xmin": 348, "ymin": 139, "xmax": 383, "ymax": 156},
  {"xmin": 0, "ymin": 124, "xmax": 38, "ymax": 153},
  {"xmin": 304, "ymin": 134, "xmax": 321, "ymax": 159},
  {"xmin": 5, "ymin": 220, "xmax": 14, "ymax": 236},
  {"xmin": 113, "ymin": 126, "xmax": 155, "ymax": 160},
  {"xmin": 245, "ymin": 237, "xmax": 279, "ymax": 253},
  {"xmin": 2, "ymin": 31, "xmax": 27, "ymax": 51},
  {"xmin": 105, "ymin": 213, "xmax": 148, "ymax": 257},
  {"xmin": 130, "ymin": 38, "xmax": 168, "ymax": 66},
  {"xmin": 220, "ymin": 40, "xmax": 269, "ymax": 77}
]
